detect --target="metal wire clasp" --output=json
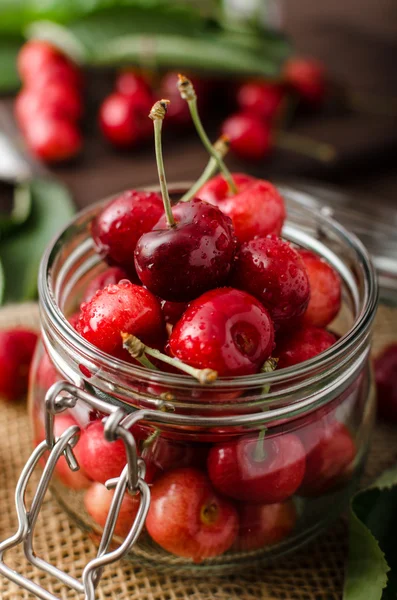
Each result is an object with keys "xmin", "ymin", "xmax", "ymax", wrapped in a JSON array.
[{"xmin": 0, "ymin": 380, "xmax": 150, "ymax": 600}]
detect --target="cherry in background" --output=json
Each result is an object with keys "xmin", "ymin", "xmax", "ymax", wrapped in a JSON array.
[
  {"xmin": 207, "ymin": 432, "xmax": 306, "ymax": 504},
  {"xmin": 85, "ymin": 482, "xmax": 140, "ymax": 538},
  {"xmin": 24, "ymin": 117, "xmax": 83, "ymax": 163},
  {"xmin": 374, "ymin": 344, "xmax": 397, "ymax": 422},
  {"xmin": 199, "ymin": 173, "xmax": 286, "ymax": 243},
  {"xmin": 283, "ymin": 57, "xmax": 327, "ymax": 107},
  {"xmin": 221, "ymin": 113, "xmax": 272, "ymax": 161},
  {"xmin": 0, "ymin": 328, "xmax": 38, "ymax": 402},
  {"xmin": 299, "ymin": 249, "xmax": 341, "ymax": 328},
  {"xmin": 275, "ymin": 326, "xmax": 337, "ymax": 369},
  {"xmin": 83, "ymin": 267, "xmax": 129, "ymax": 303},
  {"xmin": 236, "ymin": 81, "xmax": 284, "ymax": 122},
  {"xmin": 17, "ymin": 40, "xmax": 80, "ymax": 88},
  {"xmin": 232, "ymin": 235, "xmax": 311, "ymax": 330},
  {"xmin": 168, "ymin": 288, "xmax": 274, "ymax": 377},
  {"xmin": 91, "ymin": 190, "xmax": 164, "ymax": 275},
  {"xmin": 146, "ymin": 467, "xmax": 238, "ymax": 562},
  {"xmin": 234, "ymin": 500, "xmax": 297, "ymax": 552}
]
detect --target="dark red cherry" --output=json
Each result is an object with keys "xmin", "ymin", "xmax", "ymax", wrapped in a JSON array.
[
  {"xmin": 221, "ymin": 112, "xmax": 272, "ymax": 161},
  {"xmin": 236, "ymin": 81, "xmax": 284, "ymax": 121},
  {"xmin": 275, "ymin": 325, "xmax": 337, "ymax": 369},
  {"xmin": 168, "ymin": 287, "xmax": 274, "ymax": 377},
  {"xmin": 299, "ymin": 249, "xmax": 341, "ymax": 327},
  {"xmin": 77, "ymin": 280, "xmax": 163, "ymax": 356},
  {"xmin": 134, "ymin": 198, "xmax": 238, "ymax": 302},
  {"xmin": 83, "ymin": 267, "xmax": 129, "ymax": 302},
  {"xmin": 199, "ymin": 173, "xmax": 285, "ymax": 243},
  {"xmin": 207, "ymin": 433, "xmax": 306, "ymax": 504},
  {"xmin": 232, "ymin": 235, "xmax": 311, "ymax": 329},
  {"xmin": 283, "ymin": 57, "xmax": 326, "ymax": 106},
  {"xmin": 374, "ymin": 344, "xmax": 397, "ymax": 422},
  {"xmin": 160, "ymin": 299, "xmax": 188, "ymax": 327},
  {"xmin": 91, "ymin": 190, "xmax": 164, "ymax": 273}
]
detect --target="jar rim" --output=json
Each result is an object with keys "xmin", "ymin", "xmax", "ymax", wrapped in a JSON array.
[{"xmin": 38, "ymin": 182, "xmax": 378, "ymax": 393}]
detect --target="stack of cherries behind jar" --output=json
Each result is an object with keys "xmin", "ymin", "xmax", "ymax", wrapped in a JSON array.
[
  {"xmin": 15, "ymin": 40, "xmax": 83, "ymax": 162},
  {"xmin": 33, "ymin": 81, "xmax": 358, "ymax": 565}
]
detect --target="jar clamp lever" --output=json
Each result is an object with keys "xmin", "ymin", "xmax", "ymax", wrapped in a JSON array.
[{"xmin": 0, "ymin": 380, "xmax": 151, "ymax": 600}]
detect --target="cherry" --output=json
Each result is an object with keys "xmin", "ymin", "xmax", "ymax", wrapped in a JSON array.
[
  {"xmin": 199, "ymin": 173, "xmax": 286, "ymax": 243},
  {"xmin": 236, "ymin": 81, "xmax": 284, "ymax": 121},
  {"xmin": 160, "ymin": 299, "xmax": 188, "ymax": 327},
  {"xmin": 232, "ymin": 235, "xmax": 311, "ymax": 329},
  {"xmin": 160, "ymin": 72, "xmax": 208, "ymax": 127},
  {"xmin": 28, "ymin": 57, "xmax": 82, "ymax": 90},
  {"xmin": 84, "ymin": 482, "xmax": 140, "ymax": 538},
  {"xmin": 299, "ymin": 249, "xmax": 341, "ymax": 327},
  {"xmin": 24, "ymin": 116, "xmax": 82, "ymax": 163},
  {"xmin": 115, "ymin": 71, "xmax": 152, "ymax": 102},
  {"xmin": 77, "ymin": 420, "xmax": 128, "ymax": 484},
  {"xmin": 168, "ymin": 288, "xmax": 274, "ymax": 377},
  {"xmin": 374, "ymin": 344, "xmax": 397, "ymax": 422},
  {"xmin": 221, "ymin": 112, "xmax": 272, "ymax": 161},
  {"xmin": 91, "ymin": 190, "xmax": 164, "ymax": 274},
  {"xmin": 77, "ymin": 280, "xmax": 163, "ymax": 356},
  {"xmin": 0, "ymin": 328, "xmax": 38, "ymax": 401},
  {"xmin": 146, "ymin": 467, "xmax": 238, "ymax": 562},
  {"xmin": 134, "ymin": 101, "xmax": 237, "ymax": 302},
  {"xmin": 83, "ymin": 267, "xmax": 129, "ymax": 303},
  {"xmin": 234, "ymin": 500, "xmax": 296, "ymax": 552},
  {"xmin": 99, "ymin": 92, "xmax": 151, "ymax": 148},
  {"xmin": 15, "ymin": 82, "xmax": 83, "ymax": 127},
  {"xmin": 52, "ymin": 413, "xmax": 92, "ymax": 490},
  {"xmin": 275, "ymin": 326, "xmax": 337, "ymax": 369},
  {"xmin": 17, "ymin": 40, "xmax": 64, "ymax": 84},
  {"xmin": 298, "ymin": 420, "xmax": 356, "ymax": 496},
  {"xmin": 283, "ymin": 57, "xmax": 326, "ymax": 106}
]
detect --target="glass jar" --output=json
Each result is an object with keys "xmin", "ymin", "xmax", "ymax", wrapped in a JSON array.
[{"xmin": 28, "ymin": 183, "xmax": 378, "ymax": 576}]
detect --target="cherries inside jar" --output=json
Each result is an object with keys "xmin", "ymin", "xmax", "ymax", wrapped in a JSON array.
[{"xmin": 28, "ymin": 178, "xmax": 377, "ymax": 575}]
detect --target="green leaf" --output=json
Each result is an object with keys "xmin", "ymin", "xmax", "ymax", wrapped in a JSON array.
[
  {"xmin": 344, "ymin": 465, "xmax": 397, "ymax": 600},
  {"xmin": 0, "ymin": 37, "xmax": 21, "ymax": 92},
  {"xmin": 0, "ymin": 183, "xmax": 32, "ymax": 237},
  {"xmin": 0, "ymin": 178, "xmax": 75, "ymax": 303}
]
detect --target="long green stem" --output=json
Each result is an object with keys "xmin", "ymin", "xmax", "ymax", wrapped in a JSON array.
[
  {"xmin": 122, "ymin": 333, "xmax": 218, "ymax": 385},
  {"xmin": 149, "ymin": 100, "xmax": 175, "ymax": 227},
  {"xmin": 180, "ymin": 136, "xmax": 230, "ymax": 203},
  {"xmin": 254, "ymin": 428, "xmax": 268, "ymax": 462},
  {"xmin": 177, "ymin": 75, "xmax": 237, "ymax": 194}
]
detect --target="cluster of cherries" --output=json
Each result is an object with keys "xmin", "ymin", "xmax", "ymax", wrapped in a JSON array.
[
  {"xmin": 15, "ymin": 40, "xmax": 83, "ymax": 163},
  {"xmin": 31, "ymin": 78, "xmax": 362, "ymax": 563}
]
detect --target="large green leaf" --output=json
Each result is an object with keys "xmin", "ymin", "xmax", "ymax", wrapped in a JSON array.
[
  {"xmin": 0, "ymin": 37, "xmax": 21, "ymax": 92},
  {"xmin": 0, "ymin": 178, "xmax": 75, "ymax": 304},
  {"xmin": 344, "ymin": 465, "xmax": 397, "ymax": 600}
]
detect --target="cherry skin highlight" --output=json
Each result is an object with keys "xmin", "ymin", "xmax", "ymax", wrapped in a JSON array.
[
  {"xmin": 199, "ymin": 173, "xmax": 285, "ymax": 243},
  {"xmin": 374, "ymin": 344, "xmax": 397, "ymax": 422},
  {"xmin": 299, "ymin": 249, "xmax": 341, "ymax": 327},
  {"xmin": 207, "ymin": 433, "xmax": 306, "ymax": 504},
  {"xmin": 234, "ymin": 500, "xmax": 297, "ymax": 552},
  {"xmin": 146, "ymin": 468, "xmax": 238, "ymax": 562},
  {"xmin": 91, "ymin": 190, "xmax": 164, "ymax": 273},
  {"xmin": 0, "ymin": 328, "xmax": 38, "ymax": 401},
  {"xmin": 77, "ymin": 280, "xmax": 163, "ymax": 356},
  {"xmin": 236, "ymin": 81, "xmax": 284, "ymax": 121},
  {"xmin": 275, "ymin": 326, "xmax": 337, "ymax": 369},
  {"xmin": 232, "ymin": 235, "xmax": 310, "ymax": 329},
  {"xmin": 84, "ymin": 482, "xmax": 140, "ymax": 538},
  {"xmin": 134, "ymin": 198, "xmax": 238, "ymax": 302},
  {"xmin": 83, "ymin": 267, "xmax": 129, "ymax": 303},
  {"xmin": 221, "ymin": 112, "xmax": 272, "ymax": 161},
  {"xmin": 168, "ymin": 288, "xmax": 274, "ymax": 377}
]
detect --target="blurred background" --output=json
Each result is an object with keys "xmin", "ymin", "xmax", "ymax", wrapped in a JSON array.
[{"xmin": 0, "ymin": 0, "xmax": 396, "ymax": 305}]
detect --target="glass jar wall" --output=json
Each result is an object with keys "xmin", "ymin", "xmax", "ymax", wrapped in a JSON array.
[{"xmin": 28, "ymin": 185, "xmax": 378, "ymax": 575}]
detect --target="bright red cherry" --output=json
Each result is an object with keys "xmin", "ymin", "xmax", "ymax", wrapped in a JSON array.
[
  {"xmin": 99, "ymin": 92, "xmax": 151, "ymax": 148},
  {"xmin": 77, "ymin": 280, "xmax": 163, "ymax": 356},
  {"xmin": 232, "ymin": 235, "xmax": 311, "ymax": 329},
  {"xmin": 207, "ymin": 433, "xmax": 306, "ymax": 504},
  {"xmin": 15, "ymin": 82, "xmax": 83, "ymax": 126},
  {"xmin": 77, "ymin": 420, "xmax": 128, "ymax": 484},
  {"xmin": 28, "ymin": 57, "xmax": 82, "ymax": 90},
  {"xmin": 283, "ymin": 57, "xmax": 326, "ymax": 106},
  {"xmin": 234, "ymin": 500, "xmax": 296, "ymax": 552},
  {"xmin": 236, "ymin": 81, "xmax": 284, "ymax": 121},
  {"xmin": 275, "ymin": 326, "xmax": 337, "ymax": 369},
  {"xmin": 221, "ymin": 112, "xmax": 272, "ymax": 161},
  {"xmin": 0, "ymin": 328, "xmax": 38, "ymax": 401},
  {"xmin": 374, "ymin": 344, "xmax": 397, "ymax": 422},
  {"xmin": 83, "ymin": 267, "xmax": 129, "ymax": 303},
  {"xmin": 299, "ymin": 249, "xmax": 341, "ymax": 327},
  {"xmin": 134, "ymin": 198, "xmax": 238, "ymax": 302},
  {"xmin": 168, "ymin": 288, "xmax": 274, "ymax": 377},
  {"xmin": 84, "ymin": 482, "xmax": 140, "ymax": 538},
  {"xmin": 24, "ymin": 117, "xmax": 82, "ymax": 163},
  {"xmin": 146, "ymin": 468, "xmax": 238, "ymax": 562},
  {"xmin": 91, "ymin": 190, "xmax": 164, "ymax": 274},
  {"xmin": 199, "ymin": 173, "xmax": 286, "ymax": 243},
  {"xmin": 298, "ymin": 420, "xmax": 356, "ymax": 496},
  {"xmin": 17, "ymin": 40, "xmax": 63, "ymax": 83}
]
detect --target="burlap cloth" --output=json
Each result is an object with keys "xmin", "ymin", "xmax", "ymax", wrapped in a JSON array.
[{"xmin": 0, "ymin": 303, "xmax": 395, "ymax": 600}]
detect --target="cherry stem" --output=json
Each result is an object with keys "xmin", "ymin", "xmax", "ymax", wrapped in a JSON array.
[
  {"xmin": 276, "ymin": 131, "xmax": 336, "ymax": 163},
  {"xmin": 260, "ymin": 357, "xmax": 278, "ymax": 395},
  {"xmin": 121, "ymin": 333, "xmax": 218, "ymax": 385},
  {"xmin": 253, "ymin": 428, "xmax": 268, "ymax": 462},
  {"xmin": 180, "ymin": 135, "xmax": 230, "ymax": 203},
  {"xmin": 149, "ymin": 100, "xmax": 175, "ymax": 227},
  {"xmin": 177, "ymin": 74, "xmax": 237, "ymax": 194},
  {"xmin": 141, "ymin": 428, "xmax": 161, "ymax": 451}
]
